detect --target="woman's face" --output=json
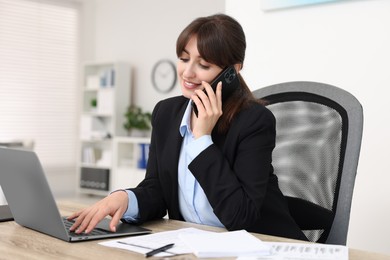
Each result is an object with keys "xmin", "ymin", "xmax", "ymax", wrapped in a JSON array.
[{"xmin": 177, "ymin": 36, "xmax": 223, "ymax": 99}]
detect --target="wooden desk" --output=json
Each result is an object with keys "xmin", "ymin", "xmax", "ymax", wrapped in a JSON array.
[{"xmin": 0, "ymin": 201, "xmax": 389, "ymax": 260}]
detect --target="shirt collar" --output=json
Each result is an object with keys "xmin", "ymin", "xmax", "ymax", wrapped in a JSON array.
[{"xmin": 179, "ymin": 100, "xmax": 193, "ymax": 137}]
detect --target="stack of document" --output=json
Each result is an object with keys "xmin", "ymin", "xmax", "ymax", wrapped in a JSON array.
[
  {"xmin": 179, "ymin": 229, "xmax": 271, "ymax": 258},
  {"xmin": 100, "ymin": 228, "xmax": 271, "ymax": 258}
]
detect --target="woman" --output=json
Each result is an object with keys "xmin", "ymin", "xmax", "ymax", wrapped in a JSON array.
[{"xmin": 69, "ymin": 13, "xmax": 307, "ymax": 241}]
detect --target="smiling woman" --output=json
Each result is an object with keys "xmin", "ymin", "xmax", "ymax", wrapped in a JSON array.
[{"xmin": 67, "ymin": 13, "xmax": 308, "ymax": 242}]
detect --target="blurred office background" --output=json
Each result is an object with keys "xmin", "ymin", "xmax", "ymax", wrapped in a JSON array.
[{"xmin": 0, "ymin": 0, "xmax": 389, "ymax": 255}]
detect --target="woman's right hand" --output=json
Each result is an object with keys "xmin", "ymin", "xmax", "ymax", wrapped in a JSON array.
[
  {"xmin": 67, "ymin": 190, "xmax": 129, "ymax": 233},
  {"xmin": 191, "ymin": 81, "xmax": 223, "ymax": 139}
]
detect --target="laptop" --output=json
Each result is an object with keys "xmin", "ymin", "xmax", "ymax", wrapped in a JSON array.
[{"xmin": 0, "ymin": 147, "xmax": 151, "ymax": 242}]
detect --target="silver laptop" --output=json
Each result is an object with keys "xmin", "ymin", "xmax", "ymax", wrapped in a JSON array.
[{"xmin": 0, "ymin": 147, "xmax": 151, "ymax": 242}]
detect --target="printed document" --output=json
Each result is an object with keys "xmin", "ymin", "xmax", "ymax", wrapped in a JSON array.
[
  {"xmin": 237, "ymin": 242, "xmax": 348, "ymax": 260},
  {"xmin": 179, "ymin": 229, "xmax": 271, "ymax": 258}
]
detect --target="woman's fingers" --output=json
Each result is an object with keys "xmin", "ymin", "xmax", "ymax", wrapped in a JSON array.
[
  {"xmin": 194, "ymin": 81, "xmax": 222, "ymax": 116},
  {"xmin": 68, "ymin": 190, "xmax": 129, "ymax": 234}
]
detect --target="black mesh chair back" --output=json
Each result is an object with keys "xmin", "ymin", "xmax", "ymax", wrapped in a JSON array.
[{"xmin": 252, "ymin": 81, "xmax": 363, "ymax": 245}]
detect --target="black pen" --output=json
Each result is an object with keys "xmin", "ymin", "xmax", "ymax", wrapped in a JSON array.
[{"xmin": 145, "ymin": 243, "xmax": 175, "ymax": 258}]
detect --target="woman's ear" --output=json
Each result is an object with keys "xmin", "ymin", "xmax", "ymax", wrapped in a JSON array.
[{"xmin": 234, "ymin": 63, "xmax": 242, "ymax": 73}]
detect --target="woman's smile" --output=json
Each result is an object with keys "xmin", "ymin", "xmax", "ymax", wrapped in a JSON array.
[{"xmin": 183, "ymin": 80, "xmax": 201, "ymax": 90}]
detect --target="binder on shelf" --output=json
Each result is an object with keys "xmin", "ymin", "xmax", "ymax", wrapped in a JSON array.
[
  {"xmin": 137, "ymin": 143, "xmax": 149, "ymax": 169},
  {"xmin": 100, "ymin": 68, "xmax": 115, "ymax": 88},
  {"xmin": 82, "ymin": 147, "xmax": 95, "ymax": 164}
]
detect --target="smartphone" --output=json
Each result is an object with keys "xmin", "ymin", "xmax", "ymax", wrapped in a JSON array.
[{"xmin": 192, "ymin": 65, "xmax": 239, "ymax": 117}]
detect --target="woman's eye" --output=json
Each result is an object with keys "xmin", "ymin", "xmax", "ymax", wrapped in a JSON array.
[
  {"xmin": 199, "ymin": 64, "xmax": 210, "ymax": 69},
  {"xmin": 179, "ymin": 57, "xmax": 189, "ymax": 62}
]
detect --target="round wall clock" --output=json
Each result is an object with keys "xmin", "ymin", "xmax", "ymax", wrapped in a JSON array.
[{"xmin": 151, "ymin": 59, "xmax": 177, "ymax": 93}]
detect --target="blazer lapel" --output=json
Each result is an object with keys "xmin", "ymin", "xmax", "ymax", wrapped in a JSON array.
[
  {"xmin": 166, "ymin": 99, "xmax": 188, "ymax": 175},
  {"xmin": 163, "ymin": 99, "xmax": 188, "ymax": 219}
]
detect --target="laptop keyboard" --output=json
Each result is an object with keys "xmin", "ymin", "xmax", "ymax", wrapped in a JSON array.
[{"xmin": 63, "ymin": 218, "xmax": 110, "ymax": 236}]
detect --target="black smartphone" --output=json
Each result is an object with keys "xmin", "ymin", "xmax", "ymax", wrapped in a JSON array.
[{"xmin": 192, "ymin": 65, "xmax": 239, "ymax": 117}]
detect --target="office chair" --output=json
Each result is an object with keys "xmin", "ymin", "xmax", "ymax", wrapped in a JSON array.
[{"xmin": 252, "ymin": 81, "xmax": 363, "ymax": 245}]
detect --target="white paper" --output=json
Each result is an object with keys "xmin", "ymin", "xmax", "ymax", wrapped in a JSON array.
[
  {"xmin": 99, "ymin": 227, "xmax": 213, "ymax": 257},
  {"xmin": 179, "ymin": 229, "xmax": 272, "ymax": 258},
  {"xmin": 237, "ymin": 242, "xmax": 348, "ymax": 260}
]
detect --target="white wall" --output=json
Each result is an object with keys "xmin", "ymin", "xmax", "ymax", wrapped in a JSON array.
[
  {"xmin": 83, "ymin": 0, "xmax": 224, "ymax": 113},
  {"xmin": 226, "ymin": 0, "xmax": 390, "ymax": 255}
]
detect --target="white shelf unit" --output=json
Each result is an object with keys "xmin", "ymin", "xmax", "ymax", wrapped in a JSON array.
[
  {"xmin": 111, "ymin": 137, "xmax": 150, "ymax": 191},
  {"xmin": 78, "ymin": 61, "xmax": 131, "ymax": 196}
]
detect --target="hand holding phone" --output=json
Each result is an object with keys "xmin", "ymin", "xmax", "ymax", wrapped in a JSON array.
[{"xmin": 192, "ymin": 65, "xmax": 239, "ymax": 117}]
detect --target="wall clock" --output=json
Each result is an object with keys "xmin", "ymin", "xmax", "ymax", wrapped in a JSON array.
[{"xmin": 151, "ymin": 59, "xmax": 177, "ymax": 93}]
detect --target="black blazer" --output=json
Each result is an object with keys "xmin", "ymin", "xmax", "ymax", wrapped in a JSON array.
[{"xmin": 130, "ymin": 96, "xmax": 307, "ymax": 241}]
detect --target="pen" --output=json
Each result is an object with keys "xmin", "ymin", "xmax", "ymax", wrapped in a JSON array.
[
  {"xmin": 145, "ymin": 243, "xmax": 175, "ymax": 258},
  {"xmin": 116, "ymin": 241, "xmax": 176, "ymax": 256}
]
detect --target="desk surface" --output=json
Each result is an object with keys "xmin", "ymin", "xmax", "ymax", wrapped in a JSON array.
[{"xmin": 1, "ymin": 200, "xmax": 389, "ymax": 260}]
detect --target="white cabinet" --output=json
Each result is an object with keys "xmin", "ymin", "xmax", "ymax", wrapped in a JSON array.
[
  {"xmin": 111, "ymin": 137, "xmax": 150, "ymax": 190},
  {"xmin": 78, "ymin": 61, "xmax": 132, "ymax": 196}
]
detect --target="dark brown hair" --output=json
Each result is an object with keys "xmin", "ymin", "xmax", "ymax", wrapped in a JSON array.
[{"xmin": 176, "ymin": 13, "xmax": 263, "ymax": 133}]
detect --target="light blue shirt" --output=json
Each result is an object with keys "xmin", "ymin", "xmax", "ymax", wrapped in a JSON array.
[{"xmin": 121, "ymin": 101, "xmax": 224, "ymax": 228}]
